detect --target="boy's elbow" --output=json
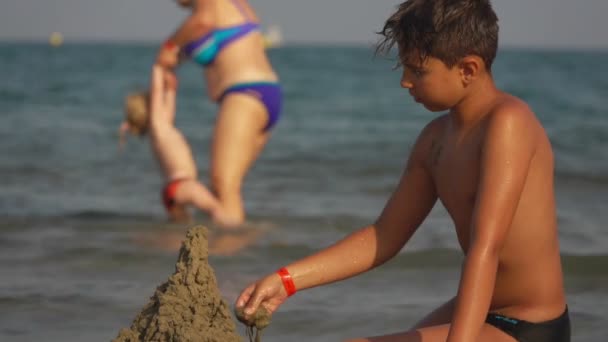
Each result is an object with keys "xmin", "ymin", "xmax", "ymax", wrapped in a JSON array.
[{"xmin": 373, "ymin": 224, "xmax": 409, "ymax": 265}]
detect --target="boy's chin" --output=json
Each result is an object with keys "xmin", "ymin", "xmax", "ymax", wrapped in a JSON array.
[{"xmin": 422, "ymin": 103, "xmax": 448, "ymax": 112}]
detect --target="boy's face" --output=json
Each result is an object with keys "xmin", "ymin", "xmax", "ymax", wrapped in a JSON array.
[{"xmin": 400, "ymin": 56, "xmax": 465, "ymax": 112}]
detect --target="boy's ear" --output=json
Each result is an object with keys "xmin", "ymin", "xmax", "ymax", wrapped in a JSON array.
[{"xmin": 459, "ymin": 56, "xmax": 483, "ymax": 84}]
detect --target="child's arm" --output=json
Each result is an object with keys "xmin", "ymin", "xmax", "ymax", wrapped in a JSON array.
[
  {"xmin": 157, "ymin": 0, "xmax": 211, "ymax": 69},
  {"xmin": 447, "ymin": 106, "xmax": 538, "ymax": 342},
  {"xmin": 148, "ymin": 66, "xmax": 198, "ymax": 181},
  {"xmin": 236, "ymin": 121, "xmax": 440, "ymax": 317}
]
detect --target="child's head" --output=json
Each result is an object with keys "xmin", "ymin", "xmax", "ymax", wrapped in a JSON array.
[
  {"xmin": 377, "ymin": 0, "xmax": 499, "ymax": 71},
  {"xmin": 377, "ymin": 0, "xmax": 499, "ymax": 111},
  {"xmin": 123, "ymin": 91, "xmax": 150, "ymax": 136}
]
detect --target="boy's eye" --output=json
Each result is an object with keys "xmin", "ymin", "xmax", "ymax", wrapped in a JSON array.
[
  {"xmin": 404, "ymin": 64, "xmax": 425, "ymax": 77},
  {"xmin": 408, "ymin": 67, "xmax": 424, "ymax": 77}
]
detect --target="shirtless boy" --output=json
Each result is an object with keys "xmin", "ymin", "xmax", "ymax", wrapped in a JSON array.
[{"xmin": 235, "ymin": 1, "xmax": 570, "ymax": 341}]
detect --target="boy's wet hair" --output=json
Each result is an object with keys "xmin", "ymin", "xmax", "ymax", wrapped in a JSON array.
[{"xmin": 376, "ymin": 0, "xmax": 499, "ymax": 70}]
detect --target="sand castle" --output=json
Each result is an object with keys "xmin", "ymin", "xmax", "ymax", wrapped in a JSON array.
[{"xmin": 113, "ymin": 226, "xmax": 241, "ymax": 342}]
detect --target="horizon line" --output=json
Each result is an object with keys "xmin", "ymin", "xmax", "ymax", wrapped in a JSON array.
[{"xmin": 0, "ymin": 37, "xmax": 606, "ymax": 52}]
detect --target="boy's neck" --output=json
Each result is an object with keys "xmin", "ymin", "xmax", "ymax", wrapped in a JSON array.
[{"xmin": 449, "ymin": 75, "xmax": 501, "ymax": 129}]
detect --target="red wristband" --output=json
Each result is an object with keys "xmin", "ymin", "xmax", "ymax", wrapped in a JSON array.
[
  {"xmin": 277, "ymin": 267, "xmax": 296, "ymax": 297},
  {"xmin": 163, "ymin": 40, "xmax": 177, "ymax": 50}
]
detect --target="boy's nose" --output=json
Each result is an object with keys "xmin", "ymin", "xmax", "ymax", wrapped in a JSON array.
[
  {"xmin": 400, "ymin": 77, "xmax": 413, "ymax": 89},
  {"xmin": 400, "ymin": 71, "xmax": 413, "ymax": 89}
]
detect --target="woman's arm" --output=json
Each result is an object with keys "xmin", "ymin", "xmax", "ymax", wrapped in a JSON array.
[{"xmin": 157, "ymin": 0, "xmax": 211, "ymax": 68}]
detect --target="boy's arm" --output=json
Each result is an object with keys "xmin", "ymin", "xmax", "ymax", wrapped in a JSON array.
[
  {"xmin": 447, "ymin": 107, "xmax": 538, "ymax": 342},
  {"xmin": 237, "ymin": 122, "xmax": 440, "ymax": 316},
  {"xmin": 281, "ymin": 122, "xmax": 439, "ymax": 291},
  {"xmin": 157, "ymin": 0, "xmax": 211, "ymax": 68}
]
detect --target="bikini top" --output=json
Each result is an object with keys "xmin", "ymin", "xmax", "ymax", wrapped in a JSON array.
[{"xmin": 182, "ymin": 0, "xmax": 260, "ymax": 67}]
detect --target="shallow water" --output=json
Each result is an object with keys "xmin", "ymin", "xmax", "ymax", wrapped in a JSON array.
[{"xmin": 0, "ymin": 43, "xmax": 607, "ymax": 341}]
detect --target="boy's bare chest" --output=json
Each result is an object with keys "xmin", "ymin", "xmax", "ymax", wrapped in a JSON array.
[{"xmin": 430, "ymin": 136, "xmax": 481, "ymax": 223}]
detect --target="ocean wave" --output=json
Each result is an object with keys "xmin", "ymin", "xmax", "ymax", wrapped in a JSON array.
[{"xmin": 555, "ymin": 169, "xmax": 608, "ymax": 186}]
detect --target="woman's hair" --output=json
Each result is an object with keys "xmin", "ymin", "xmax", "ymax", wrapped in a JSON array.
[
  {"xmin": 376, "ymin": 0, "xmax": 499, "ymax": 70},
  {"xmin": 124, "ymin": 91, "xmax": 150, "ymax": 136}
]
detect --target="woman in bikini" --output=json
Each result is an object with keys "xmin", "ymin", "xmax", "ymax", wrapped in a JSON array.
[{"xmin": 151, "ymin": 0, "xmax": 282, "ymax": 227}]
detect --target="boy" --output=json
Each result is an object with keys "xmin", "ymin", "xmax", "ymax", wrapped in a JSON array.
[{"xmin": 235, "ymin": 0, "xmax": 570, "ymax": 341}]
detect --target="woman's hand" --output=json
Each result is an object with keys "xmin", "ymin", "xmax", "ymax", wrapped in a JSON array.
[
  {"xmin": 235, "ymin": 273, "xmax": 290, "ymax": 320},
  {"xmin": 155, "ymin": 43, "xmax": 180, "ymax": 69}
]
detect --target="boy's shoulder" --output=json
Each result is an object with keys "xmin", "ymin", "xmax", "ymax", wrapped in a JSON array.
[
  {"xmin": 480, "ymin": 93, "xmax": 548, "ymax": 156},
  {"xmin": 421, "ymin": 114, "xmax": 450, "ymax": 136},
  {"xmin": 408, "ymin": 114, "xmax": 450, "ymax": 167},
  {"xmin": 415, "ymin": 114, "xmax": 449, "ymax": 149},
  {"xmin": 486, "ymin": 93, "xmax": 540, "ymax": 135},
  {"xmin": 491, "ymin": 93, "xmax": 533, "ymax": 116},
  {"xmin": 412, "ymin": 94, "xmax": 542, "ymax": 158}
]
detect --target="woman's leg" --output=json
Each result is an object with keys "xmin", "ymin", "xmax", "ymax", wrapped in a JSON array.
[{"xmin": 209, "ymin": 92, "xmax": 271, "ymax": 227}]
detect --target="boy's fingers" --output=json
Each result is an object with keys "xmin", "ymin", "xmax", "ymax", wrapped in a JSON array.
[
  {"xmin": 244, "ymin": 289, "xmax": 265, "ymax": 315},
  {"xmin": 236, "ymin": 285, "xmax": 254, "ymax": 308}
]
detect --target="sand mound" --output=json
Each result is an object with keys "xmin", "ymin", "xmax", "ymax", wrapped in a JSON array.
[{"xmin": 113, "ymin": 226, "xmax": 241, "ymax": 342}]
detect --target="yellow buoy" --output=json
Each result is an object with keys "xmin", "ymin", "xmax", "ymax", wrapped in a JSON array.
[
  {"xmin": 49, "ymin": 32, "xmax": 64, "ymax": 47},
  {"xmin": 263, "ymin": 25, "xmax": 283, "ymax": 49}
]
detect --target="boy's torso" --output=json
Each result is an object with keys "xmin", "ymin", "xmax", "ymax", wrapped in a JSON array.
[{"xmin": 423, "ymin": 94, "xmax": 567, "ymax": 322}]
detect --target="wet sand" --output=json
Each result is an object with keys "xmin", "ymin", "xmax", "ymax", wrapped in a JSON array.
[{"xmin": 113, "ymin": 226, "xmax": 241, "ymax": 342}]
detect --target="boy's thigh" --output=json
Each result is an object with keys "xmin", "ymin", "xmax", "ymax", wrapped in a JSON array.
[{"xmin": 344, "ymin": 323, "xmax": 517, "ymax": 342}]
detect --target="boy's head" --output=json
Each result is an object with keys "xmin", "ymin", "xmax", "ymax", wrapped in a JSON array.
[
  {"xmin": 377, "ymin": 0, "xmax": 499, "ymax": 111},
  {"xmin": 377, "ymin": 0, "xmax": 498, "ymax": 70}
]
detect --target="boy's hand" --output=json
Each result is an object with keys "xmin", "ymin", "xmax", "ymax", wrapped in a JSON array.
[{"xmin": 235, "ymin": 273, "xmax": 288, "ymax": 321}]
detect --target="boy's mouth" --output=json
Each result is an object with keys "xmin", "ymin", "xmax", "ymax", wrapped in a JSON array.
[{"xmin": 408, "ymin": 91, "xmax": 419, "ymax": 102}]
